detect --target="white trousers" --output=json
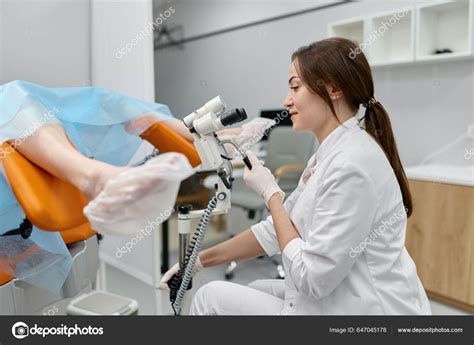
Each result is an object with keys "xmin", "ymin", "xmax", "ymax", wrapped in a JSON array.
[{"xmin": 189, "ymin": 279, "xmax": 285, "ymax": 315}]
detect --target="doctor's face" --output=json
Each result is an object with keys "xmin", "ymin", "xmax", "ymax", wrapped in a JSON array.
[{"xmin": 283, "ymin": 62, "xmax": 331, "ymax": 134}]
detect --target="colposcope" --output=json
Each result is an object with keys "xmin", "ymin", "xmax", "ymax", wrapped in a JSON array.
[
  {"xmin": 167, "ymin": 96, "xmax": 252, "ymax": 315},
  {"xmin": 183, "ymin": 96, "xmax": 252, "ymax": 171}
]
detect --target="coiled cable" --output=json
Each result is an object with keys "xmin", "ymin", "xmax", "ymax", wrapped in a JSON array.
[{"xmin": 170, "ymin": 195, "xmax": 219, "ymax": 315}]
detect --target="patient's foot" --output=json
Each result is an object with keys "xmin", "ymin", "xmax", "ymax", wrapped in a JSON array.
[
  {"xmin": 78, "ymin": 160, "xmax": 128, "ymax": 200},
  {"xmin": 78, "ymin": 152, "xmax": 189, "ymax": 201},
  {"xmin": 83, "ymin": 153, "xmax": 194, "ymax": 236}
]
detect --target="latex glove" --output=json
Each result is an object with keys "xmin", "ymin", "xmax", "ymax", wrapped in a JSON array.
[
  {"xmin": 219, "ymin": 118, "xmax": 275, "ymax": 159},
  {"xmin": 243, "ymin": 151, "xmax": 285, "ymax": 208},
  {"xmin": 159, "ymin": 257, "xmax": 203, "ymax": 291},
  {"xmin": 235, "ymin": 118, "xmax": 275, "ymax": 148}
]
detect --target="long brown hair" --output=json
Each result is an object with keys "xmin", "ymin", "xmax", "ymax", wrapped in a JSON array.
[{"xmin": 291, "ymin": 37, "xmax": 412, "ymax": 217}]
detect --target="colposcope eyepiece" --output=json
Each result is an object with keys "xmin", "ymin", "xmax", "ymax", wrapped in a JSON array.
[
  {"xmin": 220, "ymin": 108, "xmax": 247, "ymax": 127},
  {"xmin": 188, "ymin": 107, "xmax": 248, "ymax": 135},
  {"xmin": 183, "ymin": 96, "xmax": 226, "ymax": 128}
]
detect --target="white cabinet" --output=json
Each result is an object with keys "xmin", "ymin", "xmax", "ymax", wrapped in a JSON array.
[
  {"xmin": 369, "ymin": 9, "xmax": 415, "ymax": 66},
  {"xmin": 328, "ymin": 0, "xmax": 474, "ymax": 67},
  {"xmin": 328, "ymin": 18, "xmax": 365, "ymax": 47},
  {"xmin": 327, "ymin": 18, "xmax": 368, "ymax": 58},
  {"xmin": 417, "ymin": 0, "xmax": 472, "ymax": 61}
]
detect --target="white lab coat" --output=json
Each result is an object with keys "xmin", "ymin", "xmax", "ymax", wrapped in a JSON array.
[{"xmin": 251, "ymin": 117, "xmax": 431, "ymax": 315}]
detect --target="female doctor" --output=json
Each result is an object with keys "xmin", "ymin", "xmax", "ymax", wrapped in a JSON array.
[{"xmin": 161, "ymin": 37, "xmax": 431, "ymax": 315}]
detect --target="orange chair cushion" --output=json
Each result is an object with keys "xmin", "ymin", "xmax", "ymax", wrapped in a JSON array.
[
  {"xmin": 1, "ymin": 142, "xmax": 89, "ymax": 231},
  {"xmin": 140, "ymin": 122, "xmax": 201, "ymax": 167},
  {"xmin": 60, "ymin": 222, "xmax": 96, "ymax": 244},
  {"xmin": 0, "ymin": 272, "xmax": 13, "ymax": 286}
]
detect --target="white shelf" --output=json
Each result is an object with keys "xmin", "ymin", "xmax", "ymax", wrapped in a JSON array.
[
  {"xmin": 371, "ymin": 52, "xmax": 473, "ymax": 69},
  {"xmin": 416, "ymin": 0, "xmax": 473, "ymax": 61},
  {"xmin": 328, "ymin": 18, "xmax": 365, "ymax": 47},
  {"xmin": 369, "ymin": 8, "xmax": 415, "ymax": 66},
  {"xmin": 327, "ymin": 0, "xmax": 473, "ymax": 67}
]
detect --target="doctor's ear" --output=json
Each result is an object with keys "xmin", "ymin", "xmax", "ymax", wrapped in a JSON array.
[{"xmin": 326, "ymin": 85, "xmax": 343, "ymax": 101}]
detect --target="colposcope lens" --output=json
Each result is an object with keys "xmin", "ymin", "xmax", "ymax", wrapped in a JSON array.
[{"xmin": 220, "ymin": 108, "xmax": 248, "ymax": 127}]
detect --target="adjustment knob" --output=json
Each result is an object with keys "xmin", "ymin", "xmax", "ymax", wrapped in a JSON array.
[{"xmin": 178, "ymin": 204, "xmax": 193, "ymax": 214}]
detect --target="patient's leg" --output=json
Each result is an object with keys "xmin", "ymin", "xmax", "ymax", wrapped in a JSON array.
[
  {"xmin": 16, "ymin": 124, "xmax": 126, "ymax": 200},
  {"xmin": 125, "ymin": 116, "xmax": 194, "ymax": 142},
  {"xmin": 126, "ymin": 116, "xmax": 243, "ymax": 168},
  {"xmin": 125, "ymin": 116, "xmax": 243, "ymax": 142},
  {"xmin": 15, "ymin": 116, "xmax": 247, "ymax": 199}
]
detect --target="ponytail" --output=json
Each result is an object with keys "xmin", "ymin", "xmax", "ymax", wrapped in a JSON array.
[
  {"xmin": 363, "ymin": 100, "xmax": 412, "ymax": 217},
  {"xmin": 292, "ymin": 37, "xmax": 413, "ymax": 217}
]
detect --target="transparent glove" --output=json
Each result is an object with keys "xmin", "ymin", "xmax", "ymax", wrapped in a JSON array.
[
  {"xmin": 159, "ymin": 257, "xmax": 203, "ymax": 291},
  {"xmin": 236, "ymin": 118, "xmax": 275, "ymax": 147},
  {"xmin": 84, "ymin": 152, "xmax": 193, "ymax": 236},
  {"xmin": 220, "ymin": 118, "xmax": 275, "ymax": 159}
]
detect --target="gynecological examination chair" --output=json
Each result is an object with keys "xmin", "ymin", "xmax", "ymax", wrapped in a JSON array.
[{"xmin": 0, "ymin": 122, "xmax": 201, "ymax": 315}]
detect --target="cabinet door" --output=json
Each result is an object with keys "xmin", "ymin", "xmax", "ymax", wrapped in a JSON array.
[{"xmin": 406, "ymin": 180, "xmax": 474, "ymax": 311}]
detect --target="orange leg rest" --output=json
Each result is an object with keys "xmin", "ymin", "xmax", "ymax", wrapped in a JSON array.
[{"xmin": 140, "ymin": 122, "xmax": 201, "ymax": 168}]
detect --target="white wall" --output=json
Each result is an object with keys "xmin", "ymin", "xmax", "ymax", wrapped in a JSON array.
[
  {"xmin": 0, "ymin": 0, "xmax": 91, "ymax": 86},
  {"xmin": 91, "ymin": 0, "xmax": 156, "ymax": 100},
  {"xmin": 90, "ymin": 0, "xmax": 166, "ymax": 314},
  {"xmin": 0, "ymin": 0, "xmax": 4, "ymax": 80},
  {"xmin": 0, "ymin": 0, "xmax": 156, "ymax": 100},
  {"xmin": 154, "ymin": 0, "xmax": 474, "ymax": 166},
  {"xmin": 154, "ymin": 0, "xmax": 334, "ymax": 39}
]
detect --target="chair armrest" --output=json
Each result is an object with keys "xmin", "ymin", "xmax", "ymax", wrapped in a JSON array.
[{"xmin": 274, "ymin": 165, "xmax": 305, "ymax": 179}]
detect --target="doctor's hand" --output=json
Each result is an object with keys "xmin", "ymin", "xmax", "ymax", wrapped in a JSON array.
[
  {"xmin": 159, "ymin": 257, "xmax": 203, "ymax": 291},
  {"xmin": 243, "ymin": 151, "xmax": 285, "ymax": 208}
]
